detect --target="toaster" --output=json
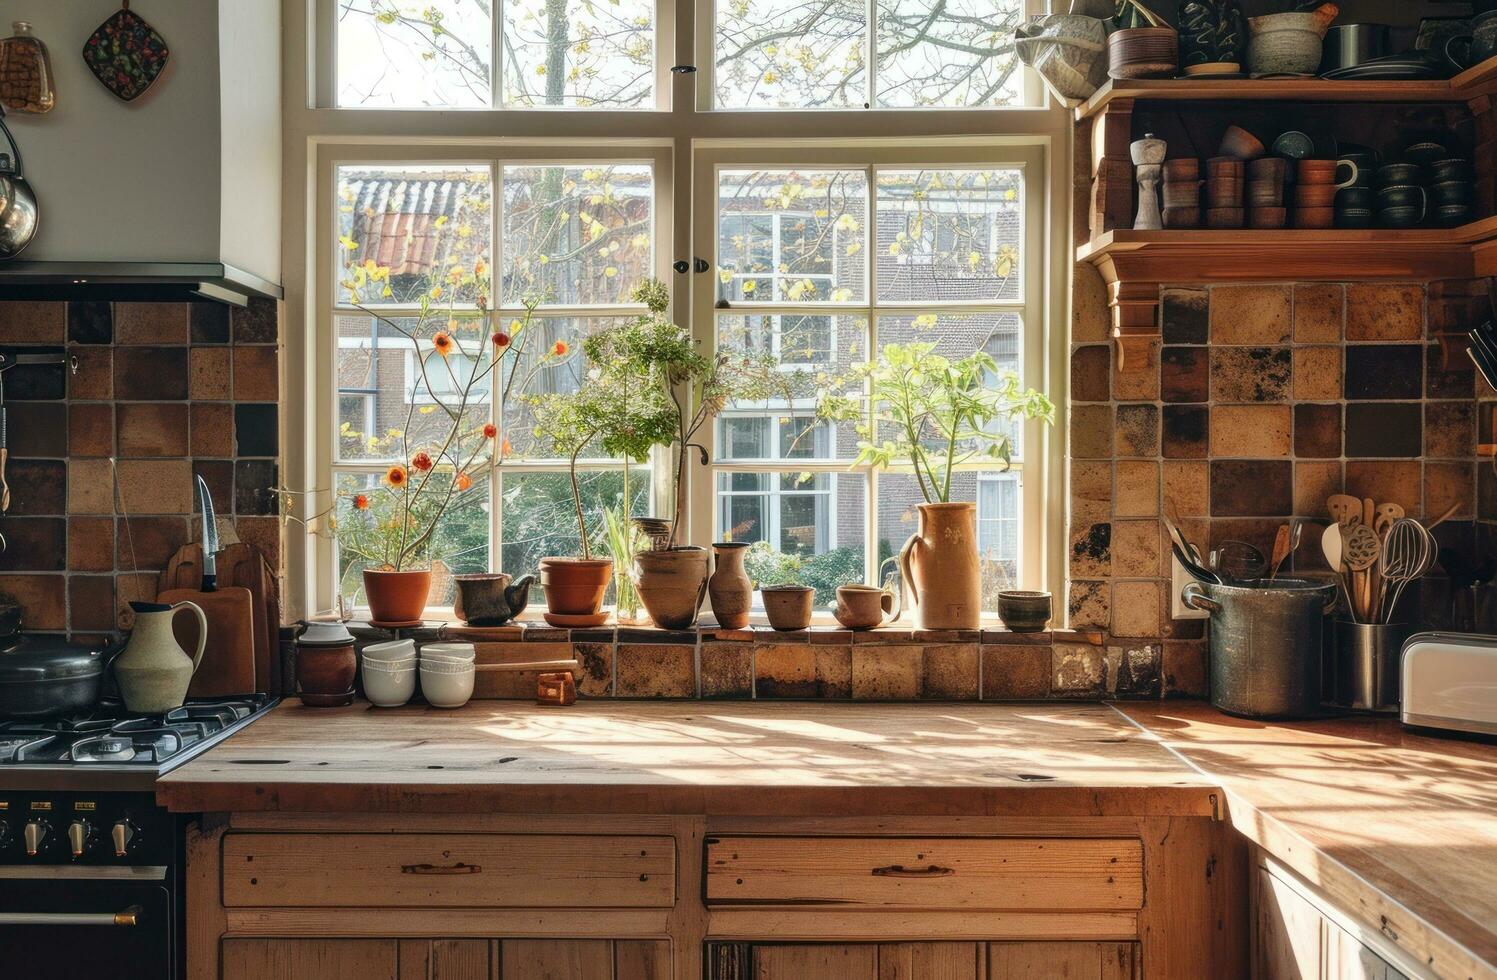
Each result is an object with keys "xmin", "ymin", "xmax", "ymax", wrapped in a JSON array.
[{"xmin": 1401, "ymin": 632, "xmax": 1497, "ymax": 738}]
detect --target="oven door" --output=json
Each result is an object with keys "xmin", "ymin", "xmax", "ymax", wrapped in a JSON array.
[{"xmin": 0, "ymin": 874, "xmax": 173, "ymax": 980}]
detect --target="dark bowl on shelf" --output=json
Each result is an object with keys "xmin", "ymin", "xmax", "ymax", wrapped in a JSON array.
[
  {"xmin": 1434, "ymin": 203, "xmax": 1472, "ymax": 226},
  {"xmin": 1335, "ymin": 187, "xmax": 1372, "ymax": 208},
  {"xmin": 1379, "ymin": 206, "xmax": 1425, "ymax": 228},
  {"xmin": 1378, "ymin": 162, "xmax": 1422, "ymax": 185},
  {"xmin": 1335, "ymin": 208, "xmax": 1374, "ymax": 228},
  {"xmin": 1431, "ymin": 180, "xmax": 1473, "ymax": 205}
]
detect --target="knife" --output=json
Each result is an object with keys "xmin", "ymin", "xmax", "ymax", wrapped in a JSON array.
[{"xmin": 195, "ymin": 475, "xmax": 218, "ymax": 593}]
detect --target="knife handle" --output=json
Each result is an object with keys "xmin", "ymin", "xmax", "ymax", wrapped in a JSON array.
[
  {"xmin": 0, "ymin": 446, "xmax": 10, "ymax": 513},
  {"xmin": 201, "ymin": 571, "xmax": 217, "ymax": 593}
]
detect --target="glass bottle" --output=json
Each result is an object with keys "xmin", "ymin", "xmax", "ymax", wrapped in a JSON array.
[{"xmin": 0, "ymin": 22, "xmax": 55, "ymax": 114}]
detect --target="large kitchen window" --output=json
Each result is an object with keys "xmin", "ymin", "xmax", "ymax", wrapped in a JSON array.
[{"xmin": 297, "ymin": 0, "xmax": 1062, "ymax": 619}]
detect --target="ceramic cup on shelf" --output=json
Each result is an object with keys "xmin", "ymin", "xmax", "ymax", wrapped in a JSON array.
[
  {"xmin": 360, "ymin": 638, "xmax": 417, "ymax": 707},
  {"xmin": 997, "ymin": 591, "xmax": 1053, "ymax": 633},
  {"xmin": 833, "ymin": 584, "xmax": 900, "ymax": 631},
  {"xmin": 760, "ymin": 585, "xmax": 815, "ymax": 631}
]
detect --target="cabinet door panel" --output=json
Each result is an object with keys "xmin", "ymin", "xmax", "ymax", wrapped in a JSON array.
[
  {"xmin": 223, "ymin": 939, "xmax": 398, "ymax": 980},
  {"xmin": 432, "ymin": 939, "xmax": 492, "ymax": 980},
  {"xmin": 1257, "ymin": 868, "xmax": 1324, "ymax": 980},
  {"xmin": 502, "ymin": 939, "xmax": 615, "ymax": 979},
  {"xmin": 879, "ymin": 942, "xmax": 981, "ymax": 980},
  {"xmin": 987, "ymin": 942, "xmax": 1135, "ymax": 979},
  {"xmin": 615, "ymin": 940, "xmax": 672, "ymax": 980},
  {"xmin": 754, "ymin": 944, "xmax": 879, "ymax": 979}
]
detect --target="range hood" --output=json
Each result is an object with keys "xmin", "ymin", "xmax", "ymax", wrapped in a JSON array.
[{"xmin": 0, "ymin": 1, "xmax": 281, "ymax": 307}]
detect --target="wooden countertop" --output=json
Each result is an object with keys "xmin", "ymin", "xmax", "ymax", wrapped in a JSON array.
[
  {"xmin": 1118, "ymin": 702, "xmax": 1497, "ymax": 980},
  {"xmin": 155, "ymin": 700, "xmax": 1218, "ymax": 818}
]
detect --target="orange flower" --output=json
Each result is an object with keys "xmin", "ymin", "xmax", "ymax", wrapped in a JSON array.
[
  {"xmin": 501, "ymin": 437, "xmax": 513, "ymax": 457},
  {"xmin": 482, "ymin": 423, "xmax": 498, "ymax": 440},
  {"xmin": 473, "ymin": 258, "xmax": 488, "ymax": 278},
  {"xmin": 455, "ymin": 472, "xmax": 472, "ymax": 492},
  {"xmin": 352, "ymin": 494, "xmax": 369, "ymax": 510},
  {"xmin": 432, "ymin": 331, "xmax": 454, "ymax": 357},
  {"xmin": 411, "ymin": 451, "xmax": 434, "ymax": 472},
  {"xmin": 384, "ymin": 465, "xmax": 408, "ymax": 488},
  {"xmin": 491, "ymin": 330, "xmax": 510, "ymax": 349},
  {"xmin": 552, "ymin": 340, "xmax": 569, "ymax": 357}
]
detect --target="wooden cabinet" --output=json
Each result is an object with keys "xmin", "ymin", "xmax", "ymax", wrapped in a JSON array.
[
  {"xmin": 1254, "ymin": 860, "xmax": 1414, "ymax": 980},
  {"xmin": 222, "ymin": 938, "xmax": 670, "ymax": 980},
  {"xmin": 708, "ymin": 941, "xmax": 1138, "ymax": 979}
]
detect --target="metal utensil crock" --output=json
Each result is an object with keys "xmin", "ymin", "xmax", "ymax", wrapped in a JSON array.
[
  {"xmin": 0, "ymin": 105, "xmax": 36, "ymax": 258},
  {"xmin": 1182, "ymin": 578, "xmax": 1337, "ymax": 719},
  {"xmin": 1329, "ymin": 621, "xmax": 1410, "ymax": 712}
]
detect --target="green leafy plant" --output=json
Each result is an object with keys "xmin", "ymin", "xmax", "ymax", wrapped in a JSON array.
[
  {"xmin": 816, "ymin": 341, "xmax": 1054, "ymax": 504},
  {"xmin": 601, "ymin": 479, "xmax": 648, "ymax": 618}
]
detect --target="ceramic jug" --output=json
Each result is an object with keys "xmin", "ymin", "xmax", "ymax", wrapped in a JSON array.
[
  {"xmin": 113, "ymin": 600, "xmax": 207, "ymax": 714},
  {"xmin": 707, "ymin": 542, "xmax": 752, "ymax": 630},
  {"xmin": 898, "ymin": 502, "xmax": 982, "ymax": 630}
]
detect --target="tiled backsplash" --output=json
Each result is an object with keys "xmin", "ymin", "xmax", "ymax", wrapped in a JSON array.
[
  {"xmin": 0, "ymin": 298, "xmax": 280, "ymax": 639},
  {"xmin": 1069, "ymin": 271, "xmax": 1488, "ymax": 641}
]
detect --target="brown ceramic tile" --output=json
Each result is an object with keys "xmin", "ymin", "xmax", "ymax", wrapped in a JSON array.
[
  {"xmin": 1426, "ymin": 462, "xmax": 1474, "ymax": 522},
  {"xmin": 233, "ymin": 298, "xmax": 279, "ymax": 345},
  {"xmin": 1111, "ymin": 580, "xmax": 1162, "ymax": 638},
  {"xmin": 1162, "ymin": 405, "xmax": 1208, "ymax": 459},
  {"xmin": 1161, "ymin": 287, "xmax": 1208, "ymax": 345},
  {"xmin": 113, "ymin": 460, "xmax": 193, "ymax": 515},
  {"xmin": 1293, "ymin": 346, "xmax": 1343, "ymax": 401},
  {"xmin": 615, "ymin": 644, "xmax": 695, "ymax": 697},
  {"xmin": 189, "ymin": 347, "xmax": 231, "ymax": 400},
  {"xmin": 233, "ymin": 346, "xmax": 279, "ymax": 402},
  {"xmin": 754, "ymin": 643, "xmax": 816, "ymax": 697},
  {"xmin": 813, "ymin": 646, "xmax": 852, "ymax": 698},
  {"xmin": 192, "ymin": 460, "xmax": 234, "ymax": 518},
  {"xmin": 1114, "ymin": 461, "xmax": 1160, "ymax": 518},
  {"xmin": 574, "ymin": 641, "xmax": 614, "ymax": 697},
  {"xmin": 1345, "ymin": 403, "xmax": 1421, "ymax": 458},
  {"xmin": 1070, "ymin": 460, "xmax": 1112, "ymax": 521},
  {"xmin": 67, "ymin": 404, "xmax": 113, "ymax": 458},
  {"xmin": 698, "ymin": 642, "xmax": 751, "ymax": 698},
  {"xmin": 116, "ymin": 517, "xmax": 190, "ymax": 571},
  {"xmin": 1211, "ymin": 284, "xmax": 1291, "ymax": 345},
  {"xmin": 1293, "ymin": 461, "xmax": 1342, "ymax": 518},
  {"xmin": 1210, "ymin": 347, "xmax": 1291, "ymax": 402},
  {"xmin": 1210, "ymin": 404, "xmax": 1292, "ymax": 458},
  {"xmin": 1345, "ymin": 460, "xmax": 1422, "ymax": 514},
  {"xmin": 1425, "ymin": 402, "xmax": 1475, "ymax": 458},
  {"xmin": 1160, "ymin": 346, "xmax": 1208, "ymax": 403},
  {"xmin": 0, "ymin": 574, "xmax": 64, "ymax": 629},
  {"xmin": 1114, "ymin": 404, "xmax": 1159, "ymax": 457},
  {"xmin": 67, "ymin": 459, "xmax": 113, "ymax": 515},
  {"xmin": 0, "ymin": 518, "xmax": 64, "ymax": 572},
  {"xmin": 1070, "ymin": 404, "xmax": 1113, "ymax": 459},
  {"xmin": 114, "ymin": 303, "xmax": 188, "ymax": 345},
  {"xmin": 7, "ymin": 403, "xmax": 66, "ymax": 459},
  {"xmin": 1345, "ymin": 283, "xmax": 1424, "ymax": 341},
  {"xmin": 1108, "ymin": 644, "xmax": 1161, "ymax": 697},
  {"xmin": 117, "ymin": 403, "xmax": 189, "ymax": 458},
  {"xmin": 234, "ymin": 516, "xmax": 281, "ymax": 570},
  {"xmin": 1072, "ymin": 264, "xmax": 1110, "ymax": 343},
  {"xmin": 68, "ymin": 347, "xmax": 112, "ymax": 399},
  {"xmin": 1070, "ymin": 345, "xmax": 1110, "ymax": 402},
  {"xmin": 113, "ymin": 347, "xmax": 187, "ymax": 401},
  {"xmin": 1067, "ymin": 580, "xmax": 1110, "ymax": 629},
  {"xmin": 114, "ymin": 572, "xmax": 159, "ymax": 630},
  {"xmin": 1163, "ymin": 461, "xmax": 1209, "ymax": 518},
  {"xmin": 1111, "ymin": 520, "xmax": 1160, "ymax": 577},
  {"xmin": 1345, "ymin": 344, "xmax": 1422, "ymax": 400},
  {"xmin": 1211, "ymin": 460, "xmax": 1292, "ymax": 516},
  {"xmin": 1051, "ymin": 641, "xmax": 1104, "ymax": 695},
  {"xmin": 69, "ymin": 576, "xmax": 116, "ymax": 632},
  {"xmin": 190, "ymin": 402, "xmax": 235, "ymax": 457},
  {"xmin": 921, "ymin": 644, "xmax": 978, "ymax": 699},
  {"xmin": 1426, "ymin": 344, "xmax": 1475, "ymax": 400},
  {"xmin": 980, "ymin": 645, "xmax": 1050, "ymax": 699},
  {"xmin": 1294, "ymin": 403, "xmax": 1342, "ymax": 458},
  {"xmin": 1162, "ymin": 639, "xmax": 1208, "ymax": 697},
  {"xmin": 1293, "ymin": 283, "xmax": 1343, "ymax": 343},
  {"xmin": 851, "ymin": 645, "xmax": 920, "ymax": 699},
  {"xmin": 1112, "ymin": 341, "xmax": 1161, "ymax": 401},
  {"xmin": 1069, "ymin": 520, "xmax": 1110, "ymax": 578},
  {"xmin": 1207, "ymin": 519, "xmax": 1283, "ymax": 562},
  {"xmin": 68, "ymin": 517, "xmax": 115, "ymax": 571},
  {"xmin": 0, "ymin": 301, "xmax": 65, "ymax": 343}
]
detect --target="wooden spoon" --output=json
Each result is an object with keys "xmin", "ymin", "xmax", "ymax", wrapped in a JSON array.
[
  {"xmin": 1374, "ymin": 502, "xmax": 1404, "ymax": 540},
  {"xmin": 1343, "ymin": 523, "xmax": 1381, "ymax": 622},
  {"xmin": 1267, "ymin": 524, "xmax": 1291, "ymax": 580},
  {"xmin": 1327, "ymin": 494, "xmax": 1362, "ymax": 527}
]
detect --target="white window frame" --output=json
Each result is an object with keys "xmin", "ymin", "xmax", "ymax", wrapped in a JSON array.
[{"xmin": 282, "ymin": 0, "xmax": 1069, "ymax": 622}]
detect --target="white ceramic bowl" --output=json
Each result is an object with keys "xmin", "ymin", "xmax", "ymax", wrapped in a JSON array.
[
  {"xmin": 419, "ymin": 660, "xmax": 475, "ymax": 708},
  {"xmin": 361, "ymin": 660, "xmax": 417, "ymax": 707},
  {"xmin": 363, "ymin": 638, "xmax": 416, "ymax": 663},
  {"xmin": 419, "ymin": 642, "xmax": 475, "ymax": 663}
]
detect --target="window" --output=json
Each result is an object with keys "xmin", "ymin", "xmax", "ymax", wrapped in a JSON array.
[{"xmin": 298, "ymin": 0, "xmax": 1062, "ymax": 620}]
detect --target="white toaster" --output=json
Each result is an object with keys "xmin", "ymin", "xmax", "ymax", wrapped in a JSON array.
[{"xmin": 1401, "ymin": 632, "xmax": 1497, "ymax": 738}]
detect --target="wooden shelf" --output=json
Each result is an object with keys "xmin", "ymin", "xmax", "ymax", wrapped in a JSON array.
[{"xmin": 1076, "ymin": 73, "xmax": 1493, "ymax": 121}]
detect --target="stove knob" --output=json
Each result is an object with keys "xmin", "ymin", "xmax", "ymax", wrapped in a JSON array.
[
  {"xmin": 23, "ymin": 819, "xmax": 49, "ymax": 857},
  {"xmin": 111, "ymin": 819, "xmax": 137, "ymax": 858},
  {"xmin": 0, "ymin": 819, "xmax": 9, "ymax": 850},
  {"xmin": 67, "ymin": 820, "xmax": 94, "ymax": 858}
]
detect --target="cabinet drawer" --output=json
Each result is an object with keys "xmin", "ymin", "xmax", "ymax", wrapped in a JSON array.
[
  {"xmin": 222, "ymin": 833, "xmax": 675, "ymax": 908},
  {"xmin": 705, "ymin": 837, "xmax": 1142, "ymax": 911}
]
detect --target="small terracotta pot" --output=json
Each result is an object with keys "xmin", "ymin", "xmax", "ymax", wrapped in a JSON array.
[
  {"xmin": 761, "ymin": 585, "xmax": 815, "ymax": 631},
  {"xmin": 362, "ymin": 568, "xmax": 431, "ymax": 624},
  {"xmin": 295, "ymin": 643, "xmax": 356, "ymax": 707},
  {"xmin": 538, "ymin": 557, "xmax": 613, "ymax": 617},
  {"xmin": 635, "ymin": 547, "xmax": 710, "ymax": 630}
]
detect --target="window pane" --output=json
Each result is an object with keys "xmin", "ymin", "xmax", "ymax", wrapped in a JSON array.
[
  {"xmin": 877, "ymin": 473, "xmax": 1017, "ymax": 611},
  {"xmin": 714, "ymin": 0, "xmax": 866, "ymax": 110},
  {"xmin": 335, "ymin": 471, "xmax": 491, "ymax": 609},
  {"xmin": 498, "ymin": 469, "xmax": 651, "ymax": 599},
  {"xmin": 502, "ymin": 164, "xmax": 654, "ymax": 305},
  {"xmin": 336, "ymin": 0, "xmax": 493, "ymax": 108},
  {"xmin": 500, "ymin": 316, "xmax": 637, "ymax": 460},
  {"xmin": 337, "ymin": 165, "xmax": 493, "ymax": 307},
  {"xmin": 876, "ymin": 168, "xmax": 1022, "ymax": 302},
  {"xmin": 502, "ymin": 0, "xmax": 654, "ymax": 108},
  {"xmin": 875, "ymin": 1, "xmax": 1025, "ymax": 108},
  {"xmin": 717, "ymin": 170, "xmax": 868, "ymax": 304},
  {"xmin": 718, "ymin": 470, "xmax": 866, "ymax": 605}
]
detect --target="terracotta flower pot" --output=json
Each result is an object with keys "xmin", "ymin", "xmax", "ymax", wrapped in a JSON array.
[
  {"xmin": 761, "ymin": 584, "xmax": 815, "ymax": 631},
  {"xmin": 707, "ymin": 542, "xmax": 752, "ymax": 630},
  {"xmin": 362, "ymin": 568, "xmax": 432, "ymax": 625},
  {"xmin": 634, "ymin": 547, "xmax": 709, "ymax": 630},
  {"xmin": 538, "ymin": 557, "xmax": 613, "ymax": 625},
  {"xmin": 897, "ymin": 502, "xmax": 981, "ymax": 630}
]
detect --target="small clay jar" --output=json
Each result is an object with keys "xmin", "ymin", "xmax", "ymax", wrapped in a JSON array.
[
  {"xmin": 761, "ymin": 585, "xmax": 815, "ymax": 631},
  {"xmin": 707, "ymin": 542, "xmax": 753, "ymax": 630},
  {"xmin": 295, "ymin": 621, "xmax": 357, "ymax": 707}
]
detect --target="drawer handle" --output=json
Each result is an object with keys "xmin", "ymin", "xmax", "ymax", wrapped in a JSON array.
[
  {"xmin": 0, "ymin": 906, "xmax": 140, "ymax": 927},
  {"xmin": 400, "ymin": 862, "xmax": 482, "ymax": 875},
  {"xmin": 871, "ymin": 864, "xmax": 955, "ymax": 878}
]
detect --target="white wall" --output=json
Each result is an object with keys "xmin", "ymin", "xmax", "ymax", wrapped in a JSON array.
[{"xmin": 218, "ymin": 0, "xmax": 281, "ymax": 281}]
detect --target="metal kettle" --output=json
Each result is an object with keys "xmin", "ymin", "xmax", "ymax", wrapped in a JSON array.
[{"xmin": 0, "ymin": 106, "xmax": 37, "ymax": 258}]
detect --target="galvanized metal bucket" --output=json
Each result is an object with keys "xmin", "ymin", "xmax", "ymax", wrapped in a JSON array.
[{"xmin": 1182, "ymin": 578, "xmax": 1338, "ymax": 719}]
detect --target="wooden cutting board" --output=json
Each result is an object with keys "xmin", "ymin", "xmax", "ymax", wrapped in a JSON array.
[
  {"xmin": 217, "ymin": 543, "xmax": 279, "ymax": 695},
  {"xmin": 157, "ymin": 585, "xmax": 257, "ymax": 698}
]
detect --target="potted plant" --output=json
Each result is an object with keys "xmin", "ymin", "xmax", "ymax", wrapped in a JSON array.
[{"xmin": 816, "ymin": 341, "xmax": 1053, "ymax": 629}]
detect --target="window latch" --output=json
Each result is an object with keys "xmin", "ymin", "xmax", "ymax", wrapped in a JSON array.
[
  {"xmin": 672, "ymin": 259, "xmax": 690, "ymax": 274},
  {"xmin": 671, "ymin": 65, "xmax": 697, "ymax": 74},
  {"xmin": 693, "ymin": 257, "xmax": 710, "ymax": 274}
]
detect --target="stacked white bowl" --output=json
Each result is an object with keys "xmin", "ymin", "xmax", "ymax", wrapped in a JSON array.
[
  {"xmin": 418, "ymin": 642, "xmax": 477, "ymax": 708},
  {"xmin": 360, "ymin": 638, "xmax": 417, "ymax": 707}
]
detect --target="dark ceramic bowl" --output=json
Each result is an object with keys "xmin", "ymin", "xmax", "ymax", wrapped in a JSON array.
[
  {"xmin": 1379, "ymin": 206, "xmax": 1425, "ymax": 228},
  {"xmin": 1335, "ymin": 209, "xmax": 1374, "ymax": 228},
  {"xmin": 1376, "ymin": 185, "xmax": 1424, "ymax": 208},
  {"xmin": 1334, "ymin": 187, "xmax": 1372, "ymax": 208},
  {"xmin": 997, "ymin": 590, "xmax": 1053, "ymax": 634},
  {"xmin": 1435, "ymin": 203, "xmax": 1472, "ymax": 226},
  {"xmin": 1431, "ymin": 180, "xmax": 1473, "ymax": 205},
  {"xmin": 1377, "ymin": 162, "xmax": 1422, "ymax": 185}
]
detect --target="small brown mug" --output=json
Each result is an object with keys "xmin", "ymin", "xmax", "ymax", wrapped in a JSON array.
[{"xmin": 833, "ymin": 584, "xmax": 900, "ymax": 631}]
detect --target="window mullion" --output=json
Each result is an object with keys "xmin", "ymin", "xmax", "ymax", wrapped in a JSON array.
[{"xmin": 864, "ymin": 0, "xmax": 876, "ymax": 110}]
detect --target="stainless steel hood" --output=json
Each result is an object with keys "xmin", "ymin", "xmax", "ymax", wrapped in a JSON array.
[{"xmin": 0, "ymin": 261, "xmax": 281, "ymax": 307}]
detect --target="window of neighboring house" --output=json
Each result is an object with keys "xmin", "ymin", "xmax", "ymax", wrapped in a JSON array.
[{"xmin": 977, "ymin": 473, "xmax": 1020, "ymax": 583}]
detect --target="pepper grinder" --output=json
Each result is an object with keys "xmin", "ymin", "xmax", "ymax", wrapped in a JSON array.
[{"xmin": 1132, "ymin": 133, "xmax": 1167, "ymax": 231}]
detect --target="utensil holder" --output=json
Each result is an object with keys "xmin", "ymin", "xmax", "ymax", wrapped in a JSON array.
[{"xmin": 1329, "ymin": 621, "xmax": 1410, "ymax": 712}]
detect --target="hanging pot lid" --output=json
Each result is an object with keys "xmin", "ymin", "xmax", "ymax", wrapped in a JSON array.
[{"xmin": 0, "ymin": 634, "xmax": 111, "ymax": 682}]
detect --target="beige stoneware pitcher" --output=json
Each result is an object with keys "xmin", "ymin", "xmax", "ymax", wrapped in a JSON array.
[
  {"xmin": 114, "ymin": 600, "xmax": 208, "ymax": 714},
  {"xmin": 898, "ymin": 502, "xmax": 982, "ymax": 630}
]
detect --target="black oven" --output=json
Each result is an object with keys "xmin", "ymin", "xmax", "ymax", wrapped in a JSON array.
[{"xmin": 0, "ymin": 874, "xmax": 176, "ymax": 980}]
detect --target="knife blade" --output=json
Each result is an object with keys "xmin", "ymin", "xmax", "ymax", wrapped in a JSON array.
[{"xmin": 195, "ymin": 474, "xmax": 219, "ymax": 592}]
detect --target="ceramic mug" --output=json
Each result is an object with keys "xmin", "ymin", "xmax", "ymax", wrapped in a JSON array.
[{"xmin": 834, "ymin": 584, "xmax": 900, "ymax": 631}]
